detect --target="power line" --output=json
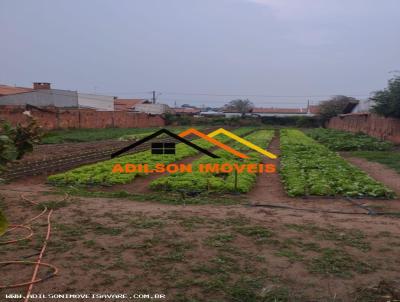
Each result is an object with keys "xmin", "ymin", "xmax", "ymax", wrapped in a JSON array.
[{"xmin": 160, "ymin": 92, "xmax": 370, "ymax": 98}]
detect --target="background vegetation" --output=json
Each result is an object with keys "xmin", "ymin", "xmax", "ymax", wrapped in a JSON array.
[{"xmin": 371, "ymin": 75, "xmax": 400, "ymax": 118}]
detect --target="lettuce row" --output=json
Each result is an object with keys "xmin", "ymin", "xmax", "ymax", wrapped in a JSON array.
[
  {"xmin": 47, "ymin": 127, "xmax": 255, "ymax": 186},
  {"xmin": 150, "ymin": 130, "xmax": 275, "ymax": 193},
  {"xmin": 280, "ymin": 129, "xmax": 394, "ymax": 198}
]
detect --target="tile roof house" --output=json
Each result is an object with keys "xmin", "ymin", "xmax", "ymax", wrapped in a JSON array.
[
  {"xmin": 224, "ymin": 106, "xmax": 317, "ymax": 117},
  {"xmin": 78, "ymin": 93, "xmax": 116, "ymax": 111},
  {"xmin": 172, "ymin": 108, "xmax": 201, "ymax": 115},
  {"xmin": 0, "ymin": 84, "xmax": 33, "ymax": 96},
  {"xmin": 133, "ymin": 103, "xmax": 171, "ymax": 115},
  {"xmin": 114, "ymin": 99, "xmax": 150, "ymax": 111},
  {"xmin": 0, "ymin": 82, "xmax": 78, "ymax": 107}
]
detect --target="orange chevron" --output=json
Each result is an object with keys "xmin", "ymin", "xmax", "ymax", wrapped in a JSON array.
[{"xmin": 178, "ymin": 128, "xmax": 249, "ymax": 159}]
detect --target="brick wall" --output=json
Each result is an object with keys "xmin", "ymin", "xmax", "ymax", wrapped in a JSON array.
[
  {"xmin": 0, "ymin": 106, "xmax": 165, "ymax": 129},
  {"xmin": 328, "ymin": 113, "xmax": 400, "ymax": 144}
]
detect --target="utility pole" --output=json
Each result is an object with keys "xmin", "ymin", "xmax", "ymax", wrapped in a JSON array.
[{"xmin": 152, "ymin": 90, "xmax": 156, "ymax": 104}]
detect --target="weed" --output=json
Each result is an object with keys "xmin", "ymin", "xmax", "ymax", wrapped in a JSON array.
[
  {"xmin": 54, "ymin": 223, "xmax": 86, "ymax": 240},
  {"xmin": 205, "ymin": 233, "xmax": 236, "ymax": 248},
  {"xmin": 34, "ymin": 200, "xmax": 69, "ymax": 210},
  {"xmin": 90, "ymin": 223, "xmax": 123, "ymax": 236},
  {"xmin": 317, "ymin": 227, "xmax": 370, "ymax": 252},
  {"xmin": 275, "ymin": 248, "xmax": 304, "ymax": 263},
  {"xmin": 223, "ymin": 214, "xmax": 250, "ymax": 226},
  {"xmin": 130, "ymin": 216, "xmax": 165, "ymax": 229},
  {"xmin": 286, "ymin": 224, "xmax": 370, "ymax": 252},
  {"xmin": 83, "ymin": 239, "xmax": 98, "ymax": 249},
  {"xmin": 177, "ymin": 216, "xmax": 206, "ymax": 231},
  {"xmin": 351, "ymin": 151, "xmax": 400, "ymax": 174},
  {"xmin": 308, "ymin": 248, "xmax": 374, "ymax": 278},
  {"xmin": 234, "ymin": 225, "xmax": 272, "ymax": 243}
]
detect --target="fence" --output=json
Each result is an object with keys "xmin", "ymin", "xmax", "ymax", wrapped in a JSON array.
[
  {"xmin": 328, "ymin": 113, "xmax": 400, "ymax": 144},
  {"xmin": 0, "ymin": 106, "xmax": 165, "ymax": 129}
]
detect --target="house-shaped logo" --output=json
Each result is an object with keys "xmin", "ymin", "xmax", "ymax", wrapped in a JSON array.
[
  {"xmin": 111, "ymin": 128, "xmax": 220, "ymax": 158},
  {"xmin": 111, "ymin": 128, "xmax": 277, "ymax": 159}
]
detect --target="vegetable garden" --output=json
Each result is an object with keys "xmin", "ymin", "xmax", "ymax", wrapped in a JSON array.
[
  {"xmin": 46, "ymin": 126, "xmax": 396, "ymax": 200},
  {"xmin": 47, "ymin": 127, "xmax": 255, "ymax": 186},
  {"xmin": 280, "ymin": 129, "xmax": 394, "ymax": 198},
  {"xmin": 150, "ymin": 129, "xmax": 275, "ymax": 193},
  {"xmin": 306, "ymin": 128, "xmax": 393, "ymax": 151}
]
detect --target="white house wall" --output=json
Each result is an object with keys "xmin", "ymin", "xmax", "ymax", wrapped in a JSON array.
[
  {"xmin": 78, "ymin": 93, "xmax": 114, "ymax": 111},
  {"xmin": 134, "ymin": 104, "xmax": 169, "ymax": 114},
  {"xmin": 0, "ymin": 89, "xmax": 78, "ymax": 107}
]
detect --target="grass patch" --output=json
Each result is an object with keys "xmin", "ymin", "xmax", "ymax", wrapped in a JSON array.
[
  {"xmin": 54, "ymin": 223, "xmax": 86, "ymax": 240},
  {"xmin": 177, "ymin": 216, "xmax": 207, "ymax": 231},
  {"xmin": 41, "ymin": 127, "xmax": 168, "ymax": 144},
  {"xmin": 351, "ymin": 151, "xmax": 400, "ymax": 174},
  {"xmin": 205, "ymin": 233, "xmax": 236, "ymax": 248},
  {"xmin": 34, "ymin": 200, "xmax": 69, "ymax": 210},
  {"xmin": 51, "ymin": 187, "xmax": 242, "ymax": 205},
  {"xmin": 130, "ymin": 216, "xmax": 165, "ymax": 229},
  {"xmin": 308, "ymin": 248, "xmax": 374, "ymax": 278},
  {"xmin": 90, "ymin": 223, "xmax": 123, "ymax": 236},
  {"xmin": 275, "ymin": 248, "xmax": 304, "ymax": 263},
  {"xmin": 286, "ymin": 224, "xmax": 370, "ymax": 252},
  {"xmin": 234, "ymin": 225, "xmax": 273, "ymax": 244}
]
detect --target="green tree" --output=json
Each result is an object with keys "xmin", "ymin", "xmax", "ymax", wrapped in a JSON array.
[
  {"xmin": 1, "ymin": 115, "xmax": 42, "ymax": 160},
  {"xmin": 0, "ymin": 115, "xmax": 42, "ymax": 235},
  {"xmin": 371, "ymin": 75, "xmax": 400, "ymax": 118},
  {"xmin": 226, "ymin": 99, "xmax": 254, "ymax": 117},
  {"xmin": 318, "ymin": 95, "xmax": 359, "ymax": 123}
]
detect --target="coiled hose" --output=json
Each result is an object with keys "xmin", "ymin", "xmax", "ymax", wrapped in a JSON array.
[{"xmin": 0, "ymin": 193, "xmax": 68, "ymax": 301}]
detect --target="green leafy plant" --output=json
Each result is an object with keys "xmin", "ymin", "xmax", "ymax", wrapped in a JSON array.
[
  {"xmin": 280, "ymin": 129, "xmax": 394, "ymax": 198},
  {"xmin": 306, "ymin": 128, "xmax": 392, "ymax": 151},
  {"xmin": 47, "ymin": 127, "xmax": 256, "ymax": 186},
  {"xmin": 0, "ymin": 116, "xmax": 42, "ymax": 234},
  {"xmin": 1, "ymin": 116, "xmax": 42, "ymax": 160},
  {"xmin": 150, "ymin": 130, "xmax": 275, "ymax": 193}
]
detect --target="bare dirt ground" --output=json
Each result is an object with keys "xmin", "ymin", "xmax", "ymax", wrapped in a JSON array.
[
  {"xmin": 18, "ymin": 140, "xmax": 128, "ymax": 163},
  {"xmin": 1, "ymin": 181, "xmax": 400, "ymax": 302},
  {"xmin": 1, "ymin": 133, "xmax": 400, "ymax": 301}
]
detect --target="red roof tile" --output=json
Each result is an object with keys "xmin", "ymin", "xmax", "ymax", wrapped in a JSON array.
[
  {"xmin": 0, "ymin": 84, "xmax": 33, "ymax": 96},
  {"xmin": 114, "ymin": 99, "xmax": 148, "ymax": 111},
  {"xmin": 308, "ymin": 105, "xmax": 320, "ymax": 114}
]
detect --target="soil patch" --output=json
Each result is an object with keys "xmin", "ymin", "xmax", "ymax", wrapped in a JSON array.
[
  {"xmin": 1, "ymin": 182, "xmax": 400, "ymax": 301},
  {"xmin": 343, "ymin": 154, "xmax": 400, "ymax": 196}
]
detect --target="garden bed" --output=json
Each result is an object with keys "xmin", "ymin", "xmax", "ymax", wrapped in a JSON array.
[
  {"xmin": 150, "ymin": 130, "xmax": 275, "ymax": 193},
  {"xmin": 47, "ymin": 127, "xmax": 255, "ymax": 187},
  {"xmin": 306, "ymin": 128, "xmax": 393, "ymax": 151},
  {"xmin": 280, "ymin": 129, "xmax": 395, "ymax": 198}
]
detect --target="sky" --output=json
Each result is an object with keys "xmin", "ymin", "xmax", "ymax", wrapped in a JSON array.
[{"xmin": 0, "ymin": 0, "xmax": 399, "ymax": 108}]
